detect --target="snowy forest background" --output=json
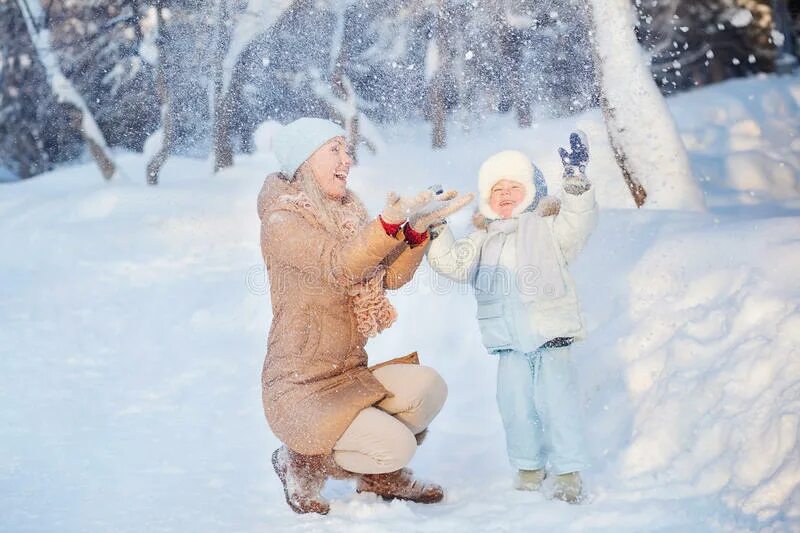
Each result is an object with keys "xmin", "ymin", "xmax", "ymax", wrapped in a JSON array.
[
  {"xmin": 3, "ymin": 2, "xmax": 800, "ymax": 531},
  {"xmin": 1, "ymin": 0, "xmax": 799, "ymax": 182}
]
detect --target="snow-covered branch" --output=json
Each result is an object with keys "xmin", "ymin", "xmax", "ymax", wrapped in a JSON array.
[{"xmin": 16, "ymin": 0, "xmax": 116, "ymax": 180}]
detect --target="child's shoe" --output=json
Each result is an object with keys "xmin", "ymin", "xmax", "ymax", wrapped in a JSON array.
[
  {"xmin": 553, "ymin": 472, "xmax": 582, "ymax": 503},
  {"xmin": 514, "ymin": 468, "xmax": 546, "ymax": 491}
]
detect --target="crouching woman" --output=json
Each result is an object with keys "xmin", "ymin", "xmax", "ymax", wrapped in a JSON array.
[{"xmin": 257, "ymin": 118, "xmax": 472, "ymax": 514}]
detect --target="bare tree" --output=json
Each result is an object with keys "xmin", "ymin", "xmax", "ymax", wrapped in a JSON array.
[
  {"xmin": 587, "ymin": 0, "xmax": 706, "ymax": 210},
  {"xmin": 146, "ymin": 2, "xmax": 172, "ymax": 185},
  {"xmin": 16, "ymin": 0, "xmax": 116, "ymax": 180},
  {"xmin": 0, "ymin": 0, "xmax": 53, "ymax": 179},
  {"xmin": 211, "ymin": 0, "xmax": 233, "ymax": 171},
  {"xmin": 211, "ymin": 0, "xmax": 296, "ymax": 171},
  {"xmin": 501, "ymin": 23, "xmax": 532, "ymax": 128},
  {"xmin": 329, "ymin": 2, "xmax": 367, "ymax": 162},
  {"xmin": 770, "ymin": 0, "xmax": 798, "ymax": 71},
  {"xmin": 428, "ymin": 0, "xmax": 457, "ymax": 149}
]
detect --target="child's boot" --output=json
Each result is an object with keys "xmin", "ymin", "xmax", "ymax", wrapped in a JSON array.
[
  {"xmin": 514, "ymin": 468, "xmax": 546, "ymax": 491},
  {"xmin": 553, "ymin": 471, "xmax": 582, "ymax": 503}
]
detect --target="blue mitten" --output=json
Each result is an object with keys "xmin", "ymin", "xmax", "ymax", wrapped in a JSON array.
[{"xmin": 558, "ymin": 131, "xmax": 592, "ymax": 195}]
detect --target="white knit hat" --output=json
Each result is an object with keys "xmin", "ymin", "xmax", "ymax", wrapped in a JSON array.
[
  {"xmin": 478, "ymin": 150, "xmax": 537, "ymax": 219},
  {"xmin": 272, "ymin": 117, "xmax": 346, "ymax": 179}
]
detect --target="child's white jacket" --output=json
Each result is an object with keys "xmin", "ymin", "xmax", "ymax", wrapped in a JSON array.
[{"xmin": 427, "ymin": 189, "xmax": 598, "ymax": 354}]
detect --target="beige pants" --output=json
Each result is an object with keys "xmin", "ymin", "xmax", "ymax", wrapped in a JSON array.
[{"xmin": 332, "ymin": 364, "xmax": 448, "ymax": 474}]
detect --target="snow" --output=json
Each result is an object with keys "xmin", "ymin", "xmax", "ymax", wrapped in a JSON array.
[
  {"xmin": 672, "ymin": 74, "xmax": 800, "ymax": 206},
  {"xmin": 2, "ymin": 74, "xmax": 800, "ymax": 531},
  {"xmin": 142, "ymin": 128, "xmax": 164, "ymax": 162},
  {"xmin": 252, "ymin": 120, "xmax": 283, "ymax": 155},
  {"xmin": 137, "ymin": 6, "xmax": 159, "ymax": 65},
  {"xmin": 772, "ymin": 30, "xmax": 787, "ymax": 48},
  {"xmin": 425, "ymin": 39, "xmax": 440, "ymax": 81},
  {"xmin": 607, "ymin": 216, "xmax": 800, "ymax": 522},
  {"xmin": 222, "ymin": 0, "xmax": 293, "ymax": 91},
  {"xmin": 729, "ymin": 9, "xmax": 755, "ymax": 29}
]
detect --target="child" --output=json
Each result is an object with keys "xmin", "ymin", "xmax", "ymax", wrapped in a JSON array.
[{"xmin": 427, "ymin": 133, "xmax": 598, "ymax": 503}]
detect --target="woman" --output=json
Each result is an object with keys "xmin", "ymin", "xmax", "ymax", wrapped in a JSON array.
[{"xmin": 257, "ymin": 117, "xmax": 473, "ymax": 514}]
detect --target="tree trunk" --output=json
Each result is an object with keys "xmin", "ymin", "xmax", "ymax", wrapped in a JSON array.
[
  {"xmin": 214, "ymin": 101, "xmax": 234, "ymax": 171},
  {"xmin": 146, "ymin": 3, "xmax": 172, "ymax": 185},
  {"xmin": 85, "ymin": 138, "xmax": 116, "ymax": 179},
  {"xmin": 586, "ymin": 1, "xmax": 646, "ymax": 208},
  {"xmin": 328, "ymin": 5, "xmax": 366, "ymax": 162},
  {"xmin": 430, "ymin": 78, "xmax": 447, "ymax": 149},
  {"xmin": 217, "ymin": 0, "xmax": 296, "ymax": 159},
  {"xmin": 213, "ymin": 0, "xmax": 234, "ymax": 172},
  {"xmin": 772, "ymin": 0, "xmax": 798, "ymax": 72},
  {"xmin": 16, "ymin": 0, "xmax": 116, "ymax": 180},
  {"xmin": 600, "ymin": 96, "xmax": 648, "ymax": 208},
  {"xmin": 347, "ymin": 115, "xmax": 360, "ymax": 164},
  {"xmin": 429, "ymin": 1, "xmax": 454, "ymax": 149},
  {"xmin": 501, "ymin": 24, "xmax": 531, "ymax": 128},
  {"xmin": 586, "ymin": 0, "xmax": 705, "ymax": 211}
]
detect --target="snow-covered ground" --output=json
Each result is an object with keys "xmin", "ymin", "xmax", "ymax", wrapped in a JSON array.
[{"xmin": 2, "ymin": 74, "xmax": 799, "ymax": 532}]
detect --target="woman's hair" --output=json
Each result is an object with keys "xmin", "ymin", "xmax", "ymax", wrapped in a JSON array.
[{"xmin": 292, "ymin": 162, "xmax": 364, "ymax": 237}]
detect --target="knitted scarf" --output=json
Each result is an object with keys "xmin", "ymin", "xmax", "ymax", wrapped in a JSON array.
[{"xmin": 277, "ymin": 168, "xmax": 397, "ymax": 338}]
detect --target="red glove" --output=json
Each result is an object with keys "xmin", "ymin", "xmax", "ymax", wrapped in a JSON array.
[
  {"xmin": 403, "ymin": 224, "xmax": 429, "ymax": 248},
  {"xmin": 379, "ymin": 214, "xmax": 405, "ymax": 238}
]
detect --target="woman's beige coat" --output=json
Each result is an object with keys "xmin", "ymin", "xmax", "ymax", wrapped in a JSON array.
[{"xmin": 258, "ymin": 174, "xmax": 426, "ymax": 455}]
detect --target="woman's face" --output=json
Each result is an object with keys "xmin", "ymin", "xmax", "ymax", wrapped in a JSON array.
[
  {"xmin": 489, "ymin": 179, "xmax": 526, "ymax": 219},
  {"xmin": 305, "ymin": 136, "xmax": 352, "ymax": 200}
]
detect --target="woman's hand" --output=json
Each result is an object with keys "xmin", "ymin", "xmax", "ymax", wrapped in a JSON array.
[
  {"xmin": 409, "ymin": 190, "xmax": 475, "ymax": 232},
  {"xmin": 381, "ymin": 190, "xmax": 434, "ymax": 225}
]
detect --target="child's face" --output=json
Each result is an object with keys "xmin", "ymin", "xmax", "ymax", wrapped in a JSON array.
[{"xmin": 489, "ymin": 179, "xmax": 526, "ymax": 219}]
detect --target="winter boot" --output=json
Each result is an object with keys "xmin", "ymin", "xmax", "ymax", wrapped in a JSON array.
[
  {"xmin": 553, "ymin": 471, "xmax": 583, "ymax": 504},
  {"xmin": 356, "ymin": 468, "xmax": 444, "ymax": 504},
  {"xmin": 514, "ymin": 468, "xmax": 546, "ymax": 491},
  {"xmin": 272, "ymin": 446, "xmax": 331, "ymax": 514},
  {"xmin": 326, "ymin": 458, "xmax": 356, "ymax": 481}
]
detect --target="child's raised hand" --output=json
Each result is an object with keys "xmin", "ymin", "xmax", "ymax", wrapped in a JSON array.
[
  {"xmin": 559, "ymin": 131, "xmax": 592, "ymax": 196},
  {"xmin": 558, "ymin": 131, "xmax": 590, "ymax": 171}
]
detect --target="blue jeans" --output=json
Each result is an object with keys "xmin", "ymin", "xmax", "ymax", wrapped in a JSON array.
[{"xmin": 496, "ymin": 346, "xmax": 589, "ymax": 474}]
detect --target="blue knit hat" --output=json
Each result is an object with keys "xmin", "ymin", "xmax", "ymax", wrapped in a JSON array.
[
  {"xmin": 530, "ymin": 166, "xmax": 549, "ymax": 211},
  {"xmin": 273, "ymin": 118, "xmax": 346, "ymax": 179}
]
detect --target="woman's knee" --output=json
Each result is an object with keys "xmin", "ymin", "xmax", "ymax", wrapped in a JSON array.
[
  {"xmin": 333, "ymin": 408, "xmax": 417, "ymax": 474},
  {"xmin": 418, "ymin": 365, "xmax": 448, "ymax": 413},
  {"xmin": 374, "ymin": 364, "xmax": 448, "ymax": 410},
  {"xmin": 372, "ymin": 365, "xmax": 447, "ymax": 435},
  {"xmin": 378, "ymin": 426, "xmax": 417, "ymax": 472}
]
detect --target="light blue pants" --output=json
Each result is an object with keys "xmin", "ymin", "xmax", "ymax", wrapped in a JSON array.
[{"xmin": 496, "ymin": 346, "xmax": 589, "ymax": 474}]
